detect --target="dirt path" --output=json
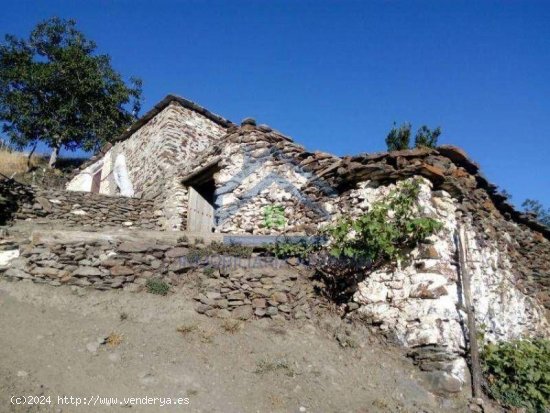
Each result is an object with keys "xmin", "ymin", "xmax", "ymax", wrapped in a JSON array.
[{"xmin": 0, "ymin": 279, "xmax": 469, "ymax": 413}]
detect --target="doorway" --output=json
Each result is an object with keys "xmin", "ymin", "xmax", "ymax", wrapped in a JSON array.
[
  {"xmin": 188, "ymin": 179, "xmax": 216, "ymax": 233},
  {"xmin": 91, "ymin": 169, "xmax": 102, "ymax": 193},
  {"xmin": 184, "ymin": 160, "xmax": 219, "ymax": 233}
]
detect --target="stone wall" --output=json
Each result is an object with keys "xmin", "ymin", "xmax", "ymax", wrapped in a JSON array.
[
  {"xmin": 0, "ymin": 178, "xmax": 34, "ymax": 225},
  {"xmin": 333, "ymin": 177, "xmax": 549, "ymax": 392},
  {"xmin": 175, "ymin": 122, "xmax": 341, "ymax": 234},
  {"xmin": 1, "ymin": 179, "xmax": 162, "ymax": 230},
  {"xmin": 3, "ymin": 230, "xmax": 320, "ymax": 322},
  {"xmin": 67, "ymin": 100, "xmax": 228, "ymax": 199},
  {"xmin": 192, "ymin": 263, "xmax": 319, "ymax": 321},
  {"xmin": 5, "ymin": 232, "xmax": 179, "ymax": 290},
  {"xmin": 172, "ymin": 124, "xmax": 550, "ymax": 389}
]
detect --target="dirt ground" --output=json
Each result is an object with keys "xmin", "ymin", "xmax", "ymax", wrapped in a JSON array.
[{"xmin": 0, "ymin": 278, "xmax": 471, "ymax": 413}]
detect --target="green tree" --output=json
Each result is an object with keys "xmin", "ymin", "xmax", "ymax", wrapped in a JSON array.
[
  {"xmin": 414, "ymin": 125, "xmax": 441, "ymax": 148},
  {"xmin": 0, "ymin": 17, "xmax": 142, "ymax": 167},
  {"xmin": 385, "ymin": 122, "xmax": 411, "ymax": 151},
  {"xmin": 522, "ymin": 199, "xmax": 550, "ymax": 227}
]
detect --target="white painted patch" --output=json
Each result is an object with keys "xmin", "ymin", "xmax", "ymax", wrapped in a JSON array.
[
  {"xmin": 66, "ymin": 159, "xmax": 104, "ymax": 192},
  {"xmin": 0, "ymin": 250, "xmax": 19, "ymax": 266},
  {"xmin": 113, "ymin": 154, "xmax": 134, "ymax": 197}
]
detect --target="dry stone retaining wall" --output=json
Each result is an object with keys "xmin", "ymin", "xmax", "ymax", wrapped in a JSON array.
[
  {"xmin": 1, "ymin": 179, "xmax": 162, "ymax": 230},
  {"xmin": 3, "ymin": 232, "xmax": 320, "ymax": 321},
  {"xmin": 192, "ymin": 264, "xmax": 319, "ymax": 321}
]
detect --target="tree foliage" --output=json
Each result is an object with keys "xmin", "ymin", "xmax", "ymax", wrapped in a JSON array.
[
  {"xmin": 324, "ymin": 179, "xmax": 443, "ymax": 266},
  {"xmin": 0, "ymin": 17, "xmax": 142, "ymax": 166},
  {"xmin": 522, "ymin": 199, "xmax": 550, "ymax": 227},
  {"xmin": 385, "ymin": 123, "xmax": 442, "ymax": 151}
]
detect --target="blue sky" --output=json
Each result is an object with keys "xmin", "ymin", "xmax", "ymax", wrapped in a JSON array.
[{"xmin": 0, "ymin": 1, "xmax": 548, "ymax": 207}]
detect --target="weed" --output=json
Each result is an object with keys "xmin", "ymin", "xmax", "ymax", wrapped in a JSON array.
[
  {"xmin": 119, "ymin": 312, "xmax": 128, "ymax": 321},
  {"xmin": 0, "ymin": 148, "xmax": 42, "ymax": 176},
  {"xmin": 210, "ymin": 241, "xmax": 254, "ymax": 258},
  {"xmin": 267, "ymin": 393, "xmax": 285, "ymax": 408},
  {"xmin": 146, "ymin": 278, "xmax": 170, "ymax": 295},
  {"xmin": 185, "ymin": 248, "xmax": 209, "ymax": 264}
]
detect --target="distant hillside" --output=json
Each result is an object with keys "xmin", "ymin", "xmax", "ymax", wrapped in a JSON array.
[{"xmin": 0, "ymin": 147, "xmax": 87, "ymax": 189}]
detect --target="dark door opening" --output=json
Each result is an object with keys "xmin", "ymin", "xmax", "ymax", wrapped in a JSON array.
[
  {"xmin": 193, "ymin": 178, "xmax": 216, "ymax": 206},
  {"xmin": 183, "ymin": 161, "xmax": 220, "ymax": 233},
  {"xmin": 91, "ymin": 170, "xmax": 102, "ymax": 193}
]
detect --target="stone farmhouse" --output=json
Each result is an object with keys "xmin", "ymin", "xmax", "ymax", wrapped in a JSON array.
[{"xmin": 2, "ymin": 94, "xmax": 549, "ymax": 393}]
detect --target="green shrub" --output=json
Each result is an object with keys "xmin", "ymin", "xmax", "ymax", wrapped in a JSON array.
[
  {"xmin": 185, "ymin": 247, "xmax": 209, "ymax": 263},
  {"xmin": 414, "ymin": 125, "xmax": 441, "ymax": 148},
  {"xmin": 385, "ymin": 122, "xmax": 411, "ymax": 151},
  {"xmin": 324, "ymin": 179, "xmax": 442, "ymax": 265},
  {"xmin": 266, "ymin": 238, "xmax": 319, "ymax": 259},
  {"xmin": 146, "ymin": 278, "xmax": 170, "ymax": 296},
  {"xmin": 210, "ymin": 241, "xmax": 254, "ymax": 258},
  {"xmin": 481, "ymin": 339, "xmax": 550, "ymax": 412}
]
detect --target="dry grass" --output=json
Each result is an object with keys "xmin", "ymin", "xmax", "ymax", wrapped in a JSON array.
[
  {"xmin": 221, "ymin": 318, "xmax": 243, "ymax": 333},
  {"xmin": 198, "ymin": 326, "xmax": 216, "ymax": 343},
  {"xmin": 0, "ymin": 148, "xmax": 43, "ymax": 177},
  {"xmin": 255, "ymin": 357, "xmax": 295, "ymax": 377},
  {"xmin": 267, "ymin": 393, "xmax": 285, "ymax": 408},
  {"xmin": 176, "ymin": 322, "xmax": 198, "ymax": 335},
  {"xmin": 105, "ymin": 332, "xmax": 123, "ymax": 348}
]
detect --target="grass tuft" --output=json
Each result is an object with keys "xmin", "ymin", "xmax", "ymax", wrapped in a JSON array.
[
  {"xmin": 176, "ymin": 322, "xmax": 198, "ymax": 335},
  {"xmin": 106, "ymin": 332, "xmax": 123, "ymax": 348},
  {"xmin": 221, "ymin": 319, "xmax": 242, "ymax": 333},
  {"xmin": 146, "ymin": 278, "xmax": 170, "ymax": 295},
  {"xmin": 255, "ymin": 357, "xmax": 295, "ymax": 377}
]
